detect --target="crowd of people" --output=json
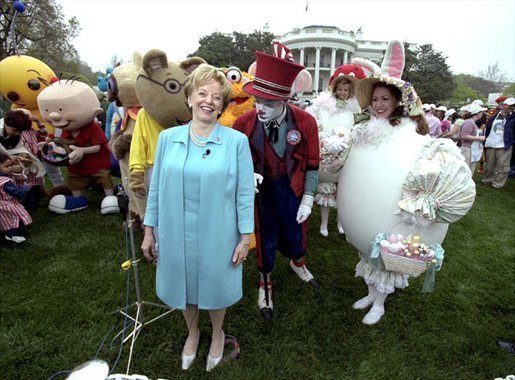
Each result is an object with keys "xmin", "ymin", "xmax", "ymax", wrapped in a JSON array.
[
  {"xmin": 417, "ymin": 98, "xmax": 515, "ymax": 188},
  {"xmin": 1, "ymin": 42, "xmax": 514, "ymax": 372}
]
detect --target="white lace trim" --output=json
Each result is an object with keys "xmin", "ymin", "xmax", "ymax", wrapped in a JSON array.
[
  {"xmin": 352, "ymin": 117, "xmax": 414, "ymax": 147},
  {"xmin": 355, "ymin": 255, "xmax": 410, "ymax": 294}
]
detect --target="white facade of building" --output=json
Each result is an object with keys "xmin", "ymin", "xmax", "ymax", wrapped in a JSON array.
[{"xmin": 279, "ymin": 25, "xmax": 388, "ymax": 97}]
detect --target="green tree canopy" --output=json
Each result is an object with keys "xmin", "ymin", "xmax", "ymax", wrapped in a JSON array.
[
  {"xmin": 502, "ymin": 83, "xmax": 515, "ymax": 97},
  {"xmin": 403, "ymin": 43, "xmax": 456, "ymax": 104},
  {"xmin": 189, "ymin": 30, "xmax": 275, "ymax": 71},
  {"xmin": 1, "ymin": 0, "xmax": 80, "ymax": 72},
  {"xmin": 448, "ymin": 76, "xmax": 483, "ymax": 106}
]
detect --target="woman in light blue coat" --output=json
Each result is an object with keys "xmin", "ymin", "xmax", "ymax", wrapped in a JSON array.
[{"xmin": 141, "ymin": 64, "xmax": 254, "ymax": 372}]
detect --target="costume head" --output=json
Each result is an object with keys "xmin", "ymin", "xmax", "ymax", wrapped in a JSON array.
[
  {"xmin": 0, "ymin": 55, "xmax": 57, "ymax": 109},
  {"xmin": 108, "ymin": 55, "xmax": 141, "ymax": 108},
  {"xmin": 97, "ymin": 66, "xmax": 114, "ymax": 93},
  {"xmin": 328, "ymin": 64, "xmax": 367, "ymax": 87},
  {"xmin": 135, "ymin": 49, "xmax": 205, "ymax": 127},
  {"xmin": 37, "ymin": 79, "xmax": 103, "ymax": 131},
  {"xmin": 218, "ymin": 67, "xmax": 255, "ymax": 127}
]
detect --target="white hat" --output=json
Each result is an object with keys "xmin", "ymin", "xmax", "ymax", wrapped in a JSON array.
[
  {"xmin": 436, "ymin": 105, "xmax": 447, "ymax": 112},
  {"xmin": 504, "ymin": 97, "xmax": 515, "ymax": 106},
  {"xmin": 468, "ymin": 103, "xmax": 487, "ymax": 115},
  {"xmin": 444, "ymin": 108, "xmax": 456, "ymax": 120},
  {"xmin": 459, "ymin": 105, "xmax": 469, "ymax": 112},
  {"xmin": 430, "ymin": 103, "xmax": 436, "ymax": 109},
  {"xmin": 472, "ymin": 99, "xmax": 484, "ymax": 106},
  {"xmin": 421, "ymin": 103, "xmax": 431, "ymax": 111}
]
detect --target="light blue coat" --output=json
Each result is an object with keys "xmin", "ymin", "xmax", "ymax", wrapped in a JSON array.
[{"xmin": 144, "ymin": 123, "xmax": 255, "ymax": 310}]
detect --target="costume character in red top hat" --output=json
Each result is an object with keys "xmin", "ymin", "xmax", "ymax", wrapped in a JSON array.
[{"xmin": 233, "ymin": 43, "xmax": 319, "ymax": 320}]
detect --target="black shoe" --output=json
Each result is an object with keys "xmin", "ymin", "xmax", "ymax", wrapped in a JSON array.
[
  {"xmin": 496, "ymin": 339, "xmax": 515, "ymax": 355},
  {"xmin": 260, "ymin": 307, "xmax": 273, "ymax": 321}
]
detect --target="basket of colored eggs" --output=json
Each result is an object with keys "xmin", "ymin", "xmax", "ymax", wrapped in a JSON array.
[{"xmin": 379, "ymin": 234, "xmax": 437, "ymax": 277}]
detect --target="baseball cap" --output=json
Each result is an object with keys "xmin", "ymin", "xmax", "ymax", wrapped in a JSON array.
[{"xmin": 468, "ymin": 103, "xmax": 487, "ymax": 115}]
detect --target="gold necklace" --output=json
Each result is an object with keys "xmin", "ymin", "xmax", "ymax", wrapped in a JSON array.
[{"xmin": 189, "ymin": 126, "xmax": 207, "ymax": 147}]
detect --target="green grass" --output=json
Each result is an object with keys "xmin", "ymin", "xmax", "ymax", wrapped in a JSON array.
[{"xmin": 1, "ymin": 173, "xmax": 514, "ymax": 380}]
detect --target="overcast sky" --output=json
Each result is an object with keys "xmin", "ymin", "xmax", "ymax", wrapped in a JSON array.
[{"xmin": 59, "ymin": 0, "xmax": 515, "ymax": 80}]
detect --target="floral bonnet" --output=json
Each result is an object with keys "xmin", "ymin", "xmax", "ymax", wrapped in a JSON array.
[{"xmin": 356, "ymin": 40, "xmax": 421, "ymax": 117}]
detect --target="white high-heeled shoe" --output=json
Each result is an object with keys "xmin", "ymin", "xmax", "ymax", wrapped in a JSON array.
[
  {"xmin": 206, "ymin": 331, "xmax": 225, "ymax": 372},
  {"xmin": 181, "ymin": 333, "xmax": 200, "ymax": 370}
]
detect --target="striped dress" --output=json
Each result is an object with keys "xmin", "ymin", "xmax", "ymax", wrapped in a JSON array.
[
  {"xmin": 15, "ymin": 130, "xmax": 44, "ymax": 187},
  {"xmin": 0, "ymin": 176, "xmax": 32, "ymax": 232}
]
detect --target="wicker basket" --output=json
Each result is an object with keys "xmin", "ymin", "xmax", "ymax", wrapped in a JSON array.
[{"xmin": 381, "ymin": 251, "xmax": 432, "ymax": 277}]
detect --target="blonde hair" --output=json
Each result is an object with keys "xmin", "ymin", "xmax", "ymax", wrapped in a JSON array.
[
  {"xmin": 184, "ymin": 64, "xmax": 232, "ymax": 113},
  {"xmin": 330, "ymin": 76, "xmax": 355, "ymax": 97}
]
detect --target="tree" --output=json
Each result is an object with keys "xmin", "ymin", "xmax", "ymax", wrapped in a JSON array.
[
  {"xmin": 403, "ymin": 43, "xmax": 456, "ymax": 104},
  {"xmin": 189, "ymin": 30, "xmax": 275, "ymax": 70},
  {"xmin": 478, "ymin": 61, "xmax": 508, "ymax": 83},
  {"xmin": 1, "ymin": 0, "xmax": 80, "ymax": 72},
  {"xmin": 502, "ymin": 83, "xmax": 515, "ymax": 97},
  {"xmin": 452, "ymin": 73, "xmax": 502, "ymax": 101},
  {"xmin": 448, "ymin": 76, "xmax": 482, "ymax": 106},
  {"xmin": 190, "ymin": 32, "xmax": 235, "ymax": 68}
]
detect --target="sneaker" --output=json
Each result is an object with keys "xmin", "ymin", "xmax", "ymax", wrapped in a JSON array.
[
  {"xmin": 289, "ymin": 260, "xmax": 320, "ymax": 289},
  {"xmin": 5, "ymin": 235, "xmax": 26, "ymax": 243},
  {"xmin": 496, "ymin": 339, "xmax": 515, "ymax": 355}
]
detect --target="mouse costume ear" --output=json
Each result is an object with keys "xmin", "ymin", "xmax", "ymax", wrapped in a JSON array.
[
  {"xmin": 381, "ymin": 40, "xmax": 405, "ymax": 78},
  {"xmin": 248, "ymin": 61, "xmax": 257, "ymax": 76},
  {"xmin": 350, "ymin": 57, "xmax": 381, "ymax": 78},
  {"xmin": 292, "ymin": 70, "xmax": 312, "ymax": 94},
  {"xmin": 272, "ymin": 41, "xmax": 312, "ymax": 95}
]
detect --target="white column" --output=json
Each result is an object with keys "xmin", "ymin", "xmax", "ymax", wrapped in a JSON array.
[
  {"xmin": 330, "ymin": 48, "xmax": 336, "ymax": 73},
  {"xmin": 299, "ymin": 47, "xmax": 305, "ymax": 66},
  {"xmin": 314, "ymin": 47, "xmax": 321, "ymax": 92},
  {"xmin": 343, "ymin": 50, "xmax": 349, "ymax": 64}
]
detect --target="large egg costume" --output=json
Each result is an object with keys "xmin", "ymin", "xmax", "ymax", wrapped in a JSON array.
[{"xmin": 336, "ymin": 41, "xmax": 476, "ymax": 325}]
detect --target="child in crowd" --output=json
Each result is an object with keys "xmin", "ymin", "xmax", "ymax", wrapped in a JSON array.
[
  {"xmin": 307, "ymin": 76, "xmax": 361, "ymax": 236},
  {"xmin": 0, "ymin": 110, "xmax": 44, "ymax": 186},
  {"xmin": 0, "ymin": 153, "xmax": 33, "ymax": 243}
]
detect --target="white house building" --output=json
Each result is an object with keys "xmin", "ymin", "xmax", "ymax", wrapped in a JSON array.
[{"xmin": 278, "ymin": 25, "xmax": 388, "ymax": 96}]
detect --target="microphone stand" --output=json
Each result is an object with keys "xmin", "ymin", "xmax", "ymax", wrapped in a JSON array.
[{"xmin": 112, "ymin": 180, "xmax": 174, "ymax": 375}]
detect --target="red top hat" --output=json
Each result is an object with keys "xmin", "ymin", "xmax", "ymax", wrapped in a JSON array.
[{"xmin": 243, "ymin": 51, "xmax": 305, "ymax": 100}]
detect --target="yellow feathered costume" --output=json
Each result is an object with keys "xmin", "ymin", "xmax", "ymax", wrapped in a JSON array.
[{"xmin": 219, "ymin": 67, "xmax": 255, "ymax": 127}]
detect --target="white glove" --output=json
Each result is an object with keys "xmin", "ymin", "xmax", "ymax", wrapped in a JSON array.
[
  {"xmin": 296, "ymin": 194, "xmax": 314, "ymax": 224},
  {"xmin": 328, "ymin": 139, "xmax": 345, "ymax": 155},
  {"xmin": 254, "ymin": 173, "xmax": 264, "ymax": 193}
]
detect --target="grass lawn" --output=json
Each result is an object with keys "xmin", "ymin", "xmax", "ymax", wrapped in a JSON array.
[{"xmin": 1, "ymin": 172, "xmax": 514, "ymax": 380}]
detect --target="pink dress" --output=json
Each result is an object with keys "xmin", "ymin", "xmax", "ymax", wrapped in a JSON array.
[
  {"xmin": 15, "ymin": 130, "xmax": 44, "ymax": 187},
  {"xmin": 0, "ymin": 176, "xmax": 32, "ymax": 232}
]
